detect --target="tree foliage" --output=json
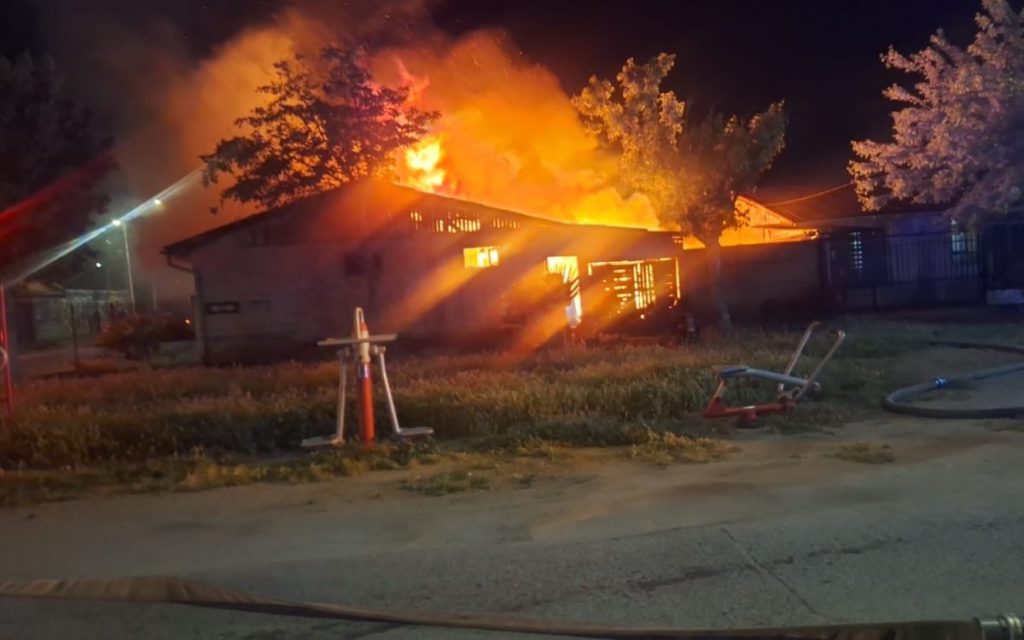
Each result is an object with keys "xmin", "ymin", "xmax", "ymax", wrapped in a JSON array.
[
  {"xmin": 573, "ymin": 54, "xmax": 786, "ymax": 246},
  {"xmin": 202, "ymin": 46, "xmax": 438, "ymax": 212},
  {"xmin": 573, "ymin": 53, "xmax": 785, "ymax": 326},
  {"xmin": 0, "ymin": 53, "xmax": 114, "ymax": 272},
  {"xmin": 850, "ymin": 0, "xmax": 1024, "ymax": 220}
]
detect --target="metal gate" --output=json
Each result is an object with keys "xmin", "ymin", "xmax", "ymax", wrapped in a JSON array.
[{"xmin": 822, "ymin": 228, "xmax": 986, "ymax": 311}]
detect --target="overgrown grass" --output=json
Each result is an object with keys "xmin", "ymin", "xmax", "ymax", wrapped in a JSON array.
[
  {"xmin": 0, "ymin": 335, "xmax": 785, "ymax": 469},
  {"xmin": 1, "ymin": 319, "xmax": 1018, "ymax": 501}
]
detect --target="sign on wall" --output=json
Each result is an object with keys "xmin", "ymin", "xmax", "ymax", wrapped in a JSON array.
[{"xmin": 205, "ymin": 301, "xmax": 240, "ymax": 314}]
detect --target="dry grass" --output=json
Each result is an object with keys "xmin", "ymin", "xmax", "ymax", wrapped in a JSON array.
[
  {"xmin": 832, "ymin": 441, "xmax": 895, "ymax": 464},
  {"xmin": 509, "ymin": 436, "xmax": 569, "ymax": 459},
  {"xmin": 0, "ymin": 443, "xmax": 439, "ymax": 506},
  {"xmin": 629, "ymin": 432, "xmax": 738, "ymax": 466},
  {"xmin": 402, "ymin": 470, "xmax": 491, "ymax": 496},
  {"xmin": 2, "ymin": 320, "xmax": 1019, "ymax": 503}
]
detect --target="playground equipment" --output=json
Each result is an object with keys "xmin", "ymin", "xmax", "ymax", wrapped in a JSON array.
[
  {"xmin": 704, "ymin": 321, "xmax": 846, "ymax": 422},
  {"xmin": 301, "ymin": 308, "xmax": 432, "ymax": 448}
]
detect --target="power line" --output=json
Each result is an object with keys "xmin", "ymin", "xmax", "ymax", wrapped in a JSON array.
[{"xmin": 765, "ymin": 181, "xmax": 851, "ymax": 205}]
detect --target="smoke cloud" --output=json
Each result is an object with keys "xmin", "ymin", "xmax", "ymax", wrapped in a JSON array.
[
  {"xmin": 376, "ymin": 30, "xmax": 656, "ymax": 229},
  {"xmin": 34, "ymin": 0, "xmax": 653, "ymax": 299}
]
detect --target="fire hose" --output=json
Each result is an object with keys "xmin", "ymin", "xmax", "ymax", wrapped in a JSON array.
[
  {"xmin": 883, "ymin": 342, "xmax": 1024, "ymax": 419},
  {"xmin": 0, "ymin": 575, "xmax": 1021, "ymax": 639}
]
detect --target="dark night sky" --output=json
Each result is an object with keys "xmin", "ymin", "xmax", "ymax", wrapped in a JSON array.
[
  {"xmin": 427, "ymin": 0, "xmax": 980, "ymax": 187},
  {"xmin": 1, "ymin": 0, "xmax": 983, "ymax": 188}
]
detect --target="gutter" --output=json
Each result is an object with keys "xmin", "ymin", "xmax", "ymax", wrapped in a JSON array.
[{"xmin": 165, "ymin": 253, "xmax": 193, "ymax": 274}]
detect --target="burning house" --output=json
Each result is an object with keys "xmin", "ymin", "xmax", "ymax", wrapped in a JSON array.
[{"xmin": 163, "ymin": 181, "xmax": 681, "ymax": 364}]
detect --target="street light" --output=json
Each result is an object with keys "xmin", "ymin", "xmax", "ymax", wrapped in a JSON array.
[{"xmin": 110, "ymin": 218, "xmax": 135, "ymax": 314}]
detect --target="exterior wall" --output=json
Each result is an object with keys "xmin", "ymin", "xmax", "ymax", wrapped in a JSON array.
[
  {"xmin": 182, "ymin": 187, "xmax": 680, "ymax": 363},
  {"xmin": 680, "ymin": 240, "xmax": 822, "ymax": 321}
]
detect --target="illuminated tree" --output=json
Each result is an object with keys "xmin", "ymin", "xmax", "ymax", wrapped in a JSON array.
[
  {"xmin": 0, "ymin": 53, "xmax": 114, "ymax": 273},
  {"xmin": 202, "ymin": 46, "xmax": 437, "ymax": 212},
  {"xmin": 574, "ymin": 54, "xmax": 786, "ymax": 327},
  {"xmin": 850, "ymin": 0, "xmax": 1024, "ymax": 221}
]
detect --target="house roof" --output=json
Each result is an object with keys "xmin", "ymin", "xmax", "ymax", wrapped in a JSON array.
[
  {"xmin": 745, "ymin": 183, "xmax": 861, "ymax": 222},
  {"xmin": 752, "ymin": 210, "xmax": 947, "ymax": 230},
  {"xmin": 163, "ymin": 180, "xmax": 655, "ymax": 258}
]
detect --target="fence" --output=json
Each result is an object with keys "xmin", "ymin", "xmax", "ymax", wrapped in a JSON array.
[{"xmin": 820, "ymin": 225, "xmax": 1024, "ymax": 311}]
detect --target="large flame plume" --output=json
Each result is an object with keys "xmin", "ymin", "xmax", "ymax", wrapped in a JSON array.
[
  {"xmin": 403, "ymin": 135, "xmax": 448, "ymax": 192},
  {"xmin": 36, "ymin": 3, "xmax": 660, "ymax": 298},
  {"xmin": 376, "ymin": 31, "xmax": 658, "ymax": 229}
]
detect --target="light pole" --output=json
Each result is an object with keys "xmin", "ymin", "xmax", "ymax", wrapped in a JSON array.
[{"xmin": 111, "ymin": 218, "xmax": 135, "ymax": 314}]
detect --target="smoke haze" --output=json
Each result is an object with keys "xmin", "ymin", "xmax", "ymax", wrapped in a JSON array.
[{"xmin": 34, "ymin": 0, "xmax": 650, "ymax": 299}]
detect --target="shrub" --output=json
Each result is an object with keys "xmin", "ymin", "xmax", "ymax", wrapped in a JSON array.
[{"xmin": 96, "ymin": 313, "xmax": 195, "ymax": 359}]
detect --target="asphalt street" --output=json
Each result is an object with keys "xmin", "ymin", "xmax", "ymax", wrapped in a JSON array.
[{"xmin": 1, "ymin": 418, "xmax": 1022, "ymax": 639}]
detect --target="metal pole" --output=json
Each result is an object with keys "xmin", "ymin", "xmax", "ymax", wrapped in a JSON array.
[
  {"xmin": 68, "ymin": 299, "xmax": 80, "ymax": 373},
  {"xmin": 376, "ymin": 346, "xmax": 401, "ymax": 437},
  {"xmin": 0, "ymin": 284, "xmax": 13, "ymax": 420},
  {"xmin": 335, "ymin": 349, "xmax": 348, "ymax": 442},
  {"xmin": 121, "ymin": 223, "xmax": 136, "ymax": 314}
]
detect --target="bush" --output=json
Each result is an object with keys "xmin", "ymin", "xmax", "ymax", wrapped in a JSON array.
[{"xmin": 96, "ymin": 313, "xmax": 195, "ymax": 359}]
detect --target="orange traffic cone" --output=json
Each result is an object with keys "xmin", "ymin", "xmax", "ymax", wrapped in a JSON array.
[{"xmin": 353, "ymin": 308, "xmax": 375, "ymax": 445}]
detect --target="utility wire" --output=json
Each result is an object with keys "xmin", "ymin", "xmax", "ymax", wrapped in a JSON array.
[{"xmin": 764, "ymin": 182, "xmax": 853, "ymax": 207}]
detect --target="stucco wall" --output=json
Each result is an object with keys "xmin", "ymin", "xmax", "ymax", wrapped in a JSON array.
[
  {"xmin": 680, "ymin": 240, "xmax": 823, "ymax": 322},
  {"xmin": 185, "ymin": 209, "xmax": 680, "ymax": 363}
]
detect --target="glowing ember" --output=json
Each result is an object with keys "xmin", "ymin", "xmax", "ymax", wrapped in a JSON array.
[{"xmin": 403, "ymin": 136, "xmax": 447, "ymax": 192}]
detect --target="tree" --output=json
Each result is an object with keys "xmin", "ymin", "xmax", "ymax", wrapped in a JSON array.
[
  {"xmin": 0, "ymin": 53, "xmax": 114, "ymax": 274},
  {"xmin": 202, "ymin": 46, "xmax": 437, "ymax": 212},
  {"xmin": 573, "ymin": 54, "xmax": 786, "ymax": 327},
  {"xmin": 850, "ymin": 0, "xmax": 1024, "ymax": 221}
]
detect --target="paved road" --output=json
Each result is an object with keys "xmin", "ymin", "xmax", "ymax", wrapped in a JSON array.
[{"xmin": 2, "ymin": 419, "xmax": 1023, "ymax": 639}]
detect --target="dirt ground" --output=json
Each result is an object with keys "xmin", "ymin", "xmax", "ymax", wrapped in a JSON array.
[{"xmin": 883, "ymin": 344, "xmax": 1024, "ymax": 410}]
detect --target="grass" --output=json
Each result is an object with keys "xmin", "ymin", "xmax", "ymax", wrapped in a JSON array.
[
  {"xmin": 629, "ymin": 431, "xmax": 738, "ymax": 466},
  {"xmin": 2, "ymin": 319, "xmax": 1019, "ymax": 503},
  {"xmin": 0, "ymin": 443, "xmax": 439, "ymax": 507},
  {"xmin": 402, "ymin": 470, "xmax": 491, "ymax": 496},
  {"xmin": 832, "ymin": 441, "xmax": 896, "ymax": 464}
]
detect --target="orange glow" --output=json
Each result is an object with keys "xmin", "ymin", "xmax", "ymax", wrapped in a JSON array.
[
  {"xmin": 679, "ymin": 197, "xmax": 811, "ymax": 249},
  {"xmin": 545, "ymin": 256, "xmax": 582, "ymax": 323},
  {"xmin": 504, "ymin": 232, "xmax": 665, "ymax": 354},
  {"xmin": 587, "ymin": 258, "xmax": 677, "ymax": 313},
  {"xmin": 374, "ymin": 33, "xmax": 659, "ymax": 230},
  {"xmin": 381, "ymin": 223, "xmax": 546, "ymax": 335},
  {"xmin": 379, "ymin": 37, "xmax": 809, "ymax": 244},
  {"xmin": 403, "ymin": 135, "xmax": 448, "ymax": 192},
  {"xmin": 463, "ymin": 245, "xmax": 499, "ymax": 268}
]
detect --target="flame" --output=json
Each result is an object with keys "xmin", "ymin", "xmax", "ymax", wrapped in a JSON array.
[
  {"xmin": 375, "ymin": 32, "xmax": 659, "ymax": 230},
  {"xmin": 402, "ymin": 135, "xmax": 448, "ymax": 192}
]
